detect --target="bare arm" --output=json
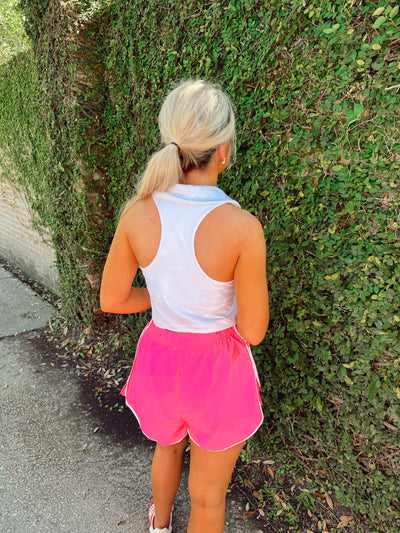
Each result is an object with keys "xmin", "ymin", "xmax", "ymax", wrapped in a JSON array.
[
  {"xmin": 100, "ymin": 218, "xmax": 151, "ymax": 314},
  {"xmin": 234, "ymin": 213, "xmax": 269, "ymax": 345}
]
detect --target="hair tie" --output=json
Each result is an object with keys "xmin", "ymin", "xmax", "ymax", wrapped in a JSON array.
[{"xmin": 170, "ymin": 141, "xmax": 181, "ymax": 152}]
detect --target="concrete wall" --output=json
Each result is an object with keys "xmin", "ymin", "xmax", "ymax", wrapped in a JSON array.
[{"xmin": 0, "ymin": 178, "xmax": 59, "ymax": 292}]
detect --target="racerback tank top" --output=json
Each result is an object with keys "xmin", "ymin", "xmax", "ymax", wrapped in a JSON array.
[{"xmin": 141, "ymin": 184, "xmax": 240, "ymax": 333}]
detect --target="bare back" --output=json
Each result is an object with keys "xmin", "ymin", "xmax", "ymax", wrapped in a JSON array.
[{"xmin": 124, "ymin": 197, "xmax": 245, "ymax": 283}]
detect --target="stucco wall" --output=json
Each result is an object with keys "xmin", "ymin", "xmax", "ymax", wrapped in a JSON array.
[{"xmin": 0, "ymin": 178, "xmax": 59, "ymax": 292}]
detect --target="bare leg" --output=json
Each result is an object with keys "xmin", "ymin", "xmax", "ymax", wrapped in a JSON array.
[
  {"xmin": 187, "ymin": 440, "xmax": 244, "ymax": 533},
  {"xmin": 150, "ymin": 436, "xmax": 189, "ymax": 529}
]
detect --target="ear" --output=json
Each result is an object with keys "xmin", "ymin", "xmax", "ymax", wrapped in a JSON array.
[{"xmin": 216, "ymin": 144, "xmax": 225, "ymax": 162}]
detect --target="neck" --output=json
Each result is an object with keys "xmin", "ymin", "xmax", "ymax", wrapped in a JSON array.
[{"xmin": 183, "ymin": 168, "xmax": 218, "ymax": 187}]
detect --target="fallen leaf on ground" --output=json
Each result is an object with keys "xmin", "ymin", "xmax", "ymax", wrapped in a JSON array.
[
  {"xmin": 274, "ymin": 493, "xmax": 288, "ymax": 509},
  {"xmin": 337, "ymin": 516, "xmax": 354, "ymax": 528},
  {"xmin": 117, "ymin": 520, "xmax": 126, "ymax": 526},
  {"xmin": 326, "ymin": 493, "xmax": 334, "ymax": 510},
  {"xmin": 244, "ymin": 478, "xmax": 255, "ymax": 489}
]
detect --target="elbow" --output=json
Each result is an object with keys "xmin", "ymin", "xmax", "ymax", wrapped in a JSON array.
[
  {"xmin": 237, "ymin": 315, "xmax": 269, "ymax": 346},
  {"xmin": 237, "ymin": 322, "xmax": 269, "ymax": 346},
  {"xmin": 99, "ymin": 283, "xmax": 123, "ymax": 313},
  {"xmin": 99, "ymin": 293, "xmax": 118, "ymax": 314},
  {"xmin": 246, "ymin": 330, "xmax": 267, "ymax": 346},
  {"xmin": 100, "ymin": 301, "xmax": 114, "ymax": 313}
]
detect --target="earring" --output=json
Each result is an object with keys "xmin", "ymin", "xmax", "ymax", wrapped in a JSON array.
[{"xmin": 222, "ymin": 159, "xmax": 225, "ymax": 165}]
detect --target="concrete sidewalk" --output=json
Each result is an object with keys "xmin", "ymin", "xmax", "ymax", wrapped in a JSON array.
[{"xmin": 0, "ymin": 266, "xmax": 264, "ymax": 532}]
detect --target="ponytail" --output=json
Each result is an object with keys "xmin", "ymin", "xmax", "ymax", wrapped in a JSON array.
[{"xmin": 120, "ymin": 143, "xmax": 183, "ymax": 216}]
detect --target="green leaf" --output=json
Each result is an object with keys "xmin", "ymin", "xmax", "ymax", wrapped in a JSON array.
[
  {"xmin": 372, "ymin": 7, "xmax": 385, "ymax": 17},
  {"xmin": 316, "ymin": 396, "xmax": 323, "ymax": 412},
  {"xmin": 353, "ymin": 103, "xmax": 365, "ymax": 116},
  {"xmin": 373, "ymin": 16, "xmax": 386, "ymax": 29},
  {"xmin": 344, "ymin": 374, "xmax": 353, "ymax": 385}
]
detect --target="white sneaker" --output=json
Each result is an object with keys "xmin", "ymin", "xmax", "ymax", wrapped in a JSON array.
[{"xmin": 148, "ymin": 500, "xmax": 173, "ymax": 533}]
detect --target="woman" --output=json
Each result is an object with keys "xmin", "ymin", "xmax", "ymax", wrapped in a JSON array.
[{"xmin": 100, "ymin": 80, "xmax": 269, "ymax": 533}]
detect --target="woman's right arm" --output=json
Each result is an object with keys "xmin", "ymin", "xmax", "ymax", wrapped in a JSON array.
[
  {"xmin": 234, "ymin": 212, "xmax": 269, "ymax": 345},
  {"xmin": 100, "ymin": 216, "xmax": 151, "ymax": 314}
]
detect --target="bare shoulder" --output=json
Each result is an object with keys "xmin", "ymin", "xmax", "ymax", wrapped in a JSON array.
[
  {"xmin": 218, "ymin": 203, "xmax": 264, "ymax": 242},
  {"xmin": 119, "ymin": 197, "xmax": 158, "ymax": 233}
]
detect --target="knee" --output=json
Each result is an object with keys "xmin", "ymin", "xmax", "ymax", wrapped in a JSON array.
[{"xmin": 189, "ymin": 482, "xmax": 227, "ymax": 511}]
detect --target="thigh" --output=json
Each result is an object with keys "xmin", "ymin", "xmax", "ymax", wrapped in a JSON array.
[
  {"xmin": 153, "ymin": 435, "xmax": 189, "ymax": 459},
  {"xmin": 188, "ymin": 440, "xmax": 244, "ymax": 503}
]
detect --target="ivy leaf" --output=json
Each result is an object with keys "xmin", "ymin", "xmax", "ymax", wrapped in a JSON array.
[
  {"xmin": 344, "ymin": 375, "xmax": 353, "ymax": 385},
  {"xmin": 316, "ymin": 396, "xmax": 323, "ymax": 412},
  {"xmin": 372, "ymin": 7, "xmax": 385, "ymax": 17},
  {"xmin": 353, "ymin": 103, "xmax": 365, "ymax": 116},
  {"xmin": 373, "ymin": 16, "xmax": 386, "ymax": 29}
]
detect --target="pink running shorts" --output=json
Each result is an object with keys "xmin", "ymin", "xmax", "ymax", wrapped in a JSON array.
[{"xmin": 120, "ymin": 320, "xmax": 263, "ymax": 451}]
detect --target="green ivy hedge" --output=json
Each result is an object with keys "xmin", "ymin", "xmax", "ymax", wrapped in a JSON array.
[
  {"xmin": 102, "ymin": 2, "xmax": 399, "ymax": 525},
  {"xmin": 1, "ymin": 0, "xmax": 113, "ymax": 322},
  {"xmin": 2, "ymin": 0, "xmax": 399, "ymax": 529},
  {"xmin": 0, "ymin": 43, "xmax": 96, "ymax": 321}
]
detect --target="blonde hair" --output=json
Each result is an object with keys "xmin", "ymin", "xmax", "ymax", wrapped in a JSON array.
[{"xmin": 120, "ymin": 80, "xmax": 236, "ymax": 216}]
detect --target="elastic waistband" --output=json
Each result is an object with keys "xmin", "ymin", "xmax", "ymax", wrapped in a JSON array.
[{"xmin": 144, "ymin": 320, "xmax": 238, "ymax": 348}]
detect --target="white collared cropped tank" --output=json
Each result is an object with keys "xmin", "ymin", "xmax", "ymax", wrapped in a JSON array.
[{"xmin": 141, "ymin": 184, "xmax": 240, "ymax": 333}]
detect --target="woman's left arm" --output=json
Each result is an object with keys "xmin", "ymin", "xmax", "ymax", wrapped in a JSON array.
[{"xmin": 100, "ymin": 218, "xmax": 151, "ymax": 314}]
